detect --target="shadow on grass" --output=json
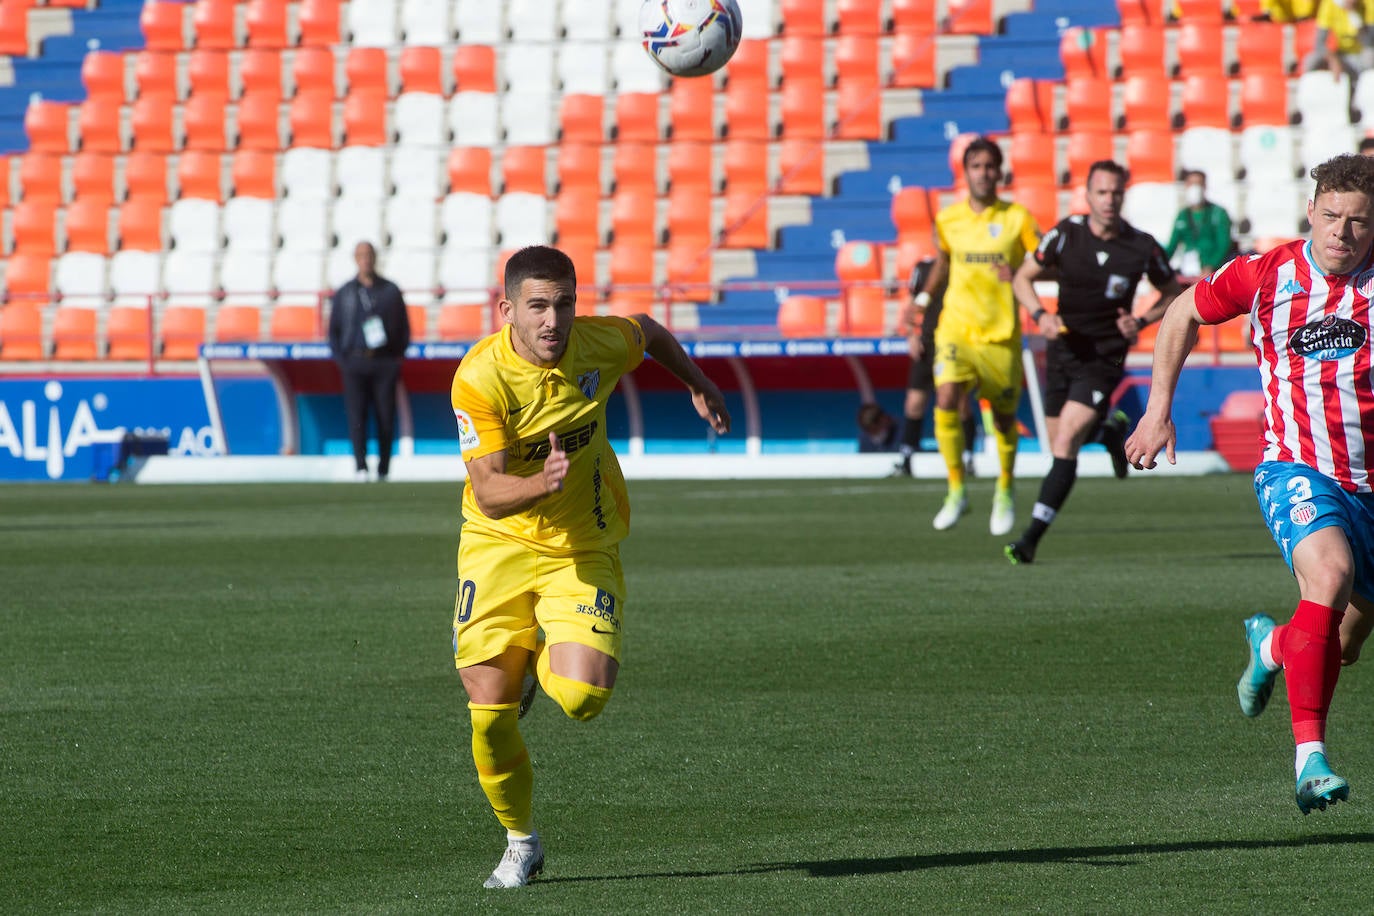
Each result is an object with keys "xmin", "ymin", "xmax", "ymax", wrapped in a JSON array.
[
  {"xmin": 0, "ymin": 520, "xmax": 203, "ymax": 532},
  {"xmin": 543, "ymin": 833, "xmax": 1374, "ymax": 883}
]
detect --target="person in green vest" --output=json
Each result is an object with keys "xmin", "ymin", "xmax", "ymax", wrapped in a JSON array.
[{"xmin": 1165, "ymin": 171, "xmax": 1234, "ymax": 279}]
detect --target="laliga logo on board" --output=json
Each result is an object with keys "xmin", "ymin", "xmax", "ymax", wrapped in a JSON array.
[{"xmin": 0, "ymin": 381, "xmax": 117, "ymax": 479}]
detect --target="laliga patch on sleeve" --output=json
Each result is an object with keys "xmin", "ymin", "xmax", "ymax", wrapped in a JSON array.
[{"xmin": 453, "ymin": 409, "xmax": 481, "ymax": 451}]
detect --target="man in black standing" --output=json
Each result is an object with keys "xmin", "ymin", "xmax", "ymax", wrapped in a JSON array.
[
  {"xmin": 329, "ymin": 241, "xmax": 411, "ymax": 481},
  {"xmin": 1004, "ymin": 160, "xmax": 1185, "ymax": 564}
]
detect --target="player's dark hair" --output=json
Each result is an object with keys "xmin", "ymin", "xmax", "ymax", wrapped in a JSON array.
[
  {"xmin": 1311, "ymin": 154, "xmax": 1374, "ymax": 199},
  {"xmin": 961, "ymin": 136, "xmax": 1003, "ymax": 171},
  {"xmin": 1359, "ymin": 137, "xmax": 1374, "ymax": 155},
  {"xmin": 504, "ymin": 245, "xmax": 577, "ymax": 300},
  {"xmin": 1086, "ymin": 159, "xmax": 1128, "ymax": 185},
  {"xmin": 1181, "ymin": 169, "xmax": 1206, "ymax": 183}
]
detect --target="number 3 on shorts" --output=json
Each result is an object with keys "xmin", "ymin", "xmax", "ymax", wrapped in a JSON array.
[{"xmin": 1287, "ymin": 477, "xmax": 1313, "ymax": 504}]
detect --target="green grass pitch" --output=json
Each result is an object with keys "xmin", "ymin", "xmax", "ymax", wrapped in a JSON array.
[{"xmin": 2, "ymin": 475, "xmax": 1371, "ymax": 913}]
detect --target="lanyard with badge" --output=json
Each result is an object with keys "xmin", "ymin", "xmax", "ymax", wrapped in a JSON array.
[{"xmin": 358, "ymin": 285, "xmax": 389, "ymax": 350}]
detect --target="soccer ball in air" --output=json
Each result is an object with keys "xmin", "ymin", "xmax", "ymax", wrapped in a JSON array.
[{"xmin": 639, "ymin": 0, "xmax": 743, "ymax": 78}]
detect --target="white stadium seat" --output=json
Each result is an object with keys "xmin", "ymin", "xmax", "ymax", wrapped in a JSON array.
[
  {"xmin": 331, "ymin": 196, "xmax": 386, "ymax": 252},
  {"xmin": 500, "ymin": 90, "xmax": 556, "ymax": 145},
  {"xmin": 385, "ymin": 193, "xmax": 440, "ymax": 250},
  {"xmin": 561, "ymin": 0, "xmax": 613, "ymax": 41},
  {"xmin": 348, "ymin": 0, "xmax": 399, "ymax": 48},
  {"xmin": 559, "ymin": 41, "xmax": 611, "ymax": 95},
  {"xmin": 400, "ymin": 0, "xmax": 451, "ymax": 45},
  {"xmin": 612, "ymin": 41, "xmax": 665, "ymax": 93},
  {"xmin": 394, "ymin": 92, "xmax": 448, "ymax": 147},
  {"xmin": 494, "ymin": 192, "xmax": 550, "ymax": 247},
  {"xmin": 503, "ymin": 42, "xmax": 558, "ymax": 93},
  {"xmin": 390, "ymin": 146, "xmax": 444, "ymax": 199},
  {"xmin": 327, "ymin": 245, "xmax": 359, "ymax": 289},
  {"xmin": 1122, "ymin": 182, "xmax": 1180, "ymax": 246},
  {"xmin": 454, "ymin": 0, "xmax": 504, "ymax": 43},
  {"xmin": 219, "ymin": 250, "xmax": 273, "ymax": 304},
  {"xmin": 54, "ymin": 252, "xmax": 108, "ymax": 307},
  {"xmin": 737, "ymin": 0, "xmax": 777, "ymax": 38},
  {"xmin": 276, "ymin": 198, "xmax": 331, "ymax": 251},
  {"xmin": 508, "ymin": 0, "xmax": 560, "ymax": 42},
  {"xmin": 272, "ymin": 250, "xmax": 326, "ymax": 305},
  {"xmin": 441, "ymin": 193, "xmax": 495, "ymax": 248},
  {"xmin": 1301, "ymin": 122, "xmax": 1357, "ymax": 173},
  {"xmin": 1296, "ymin": 70, "xmax": 1351, "ymax": 127},
  {"xmin": 1177, "ymin": 127, "xmax": 1236, "ymax": 184},
  {"xmin": 168, "ymin": 199, "xmax": 222, "ymax": 253},
  {"xmin": 1244, "ymin": 180, "xmax": 1306, "ymax": 238},
  {"xmin": 223, "ymin": 198, "xmax": 275, "ymax": 252},
  {"xmin": 384, "ymin": 247, "xmax": 439, "ymax": 305},
  {"xmin": 163, "ymin": 250, "xmax": 218, "ymax": 306},
  {"xmin": 335, "ymin": 146, "xmax": 389, "ymax": 200},
  {"xmin": 440, "ymin": 246, "xmax": 495, "ymax": 303},
  {"xmin": 1240, "ymin": 125, "xmax": 1298, "ymax": 183},
  {"xmin": 281, "ymin": 148, "xmax": 335, "ymax": 200},
  {"xmin": 613, "ymin": 0, "xmax": 643, "ymax": 38},
  {"xmin": 109, "ymin": 250, "xmax": 162, "ymax": 307},
  {"xmin": 448, "ymin": 92, "xmax": 501, "ymax": 147}
]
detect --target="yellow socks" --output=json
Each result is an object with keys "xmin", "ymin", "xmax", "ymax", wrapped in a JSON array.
[
  {"xmin": 933, "ymin": 407, "xmax": 965, "ymax": 489},
  {"xmin": 469, "ymin": 702, "xmax": 534, "ymax": 834},
  {"xmin": 536, "ymin": 646, "xmax": 612, "ymax": 722},
  {"xmin": 994, "ymin": 416, "xmax": 1018, "ymax": 490}
]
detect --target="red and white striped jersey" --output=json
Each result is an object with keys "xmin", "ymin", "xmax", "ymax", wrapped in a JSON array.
[{"xmin": 1195, "ymin": 239, "xmax": 1374, "ymax": 492}]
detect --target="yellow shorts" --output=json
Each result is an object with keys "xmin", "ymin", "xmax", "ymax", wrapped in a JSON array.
[
  {"xmin": 931, "ymin": 328, "xmax": 1023, "ymax": 415},
  {"xmin": 451, "ymin": 529, "xmax": 627, "ymax": 669}
]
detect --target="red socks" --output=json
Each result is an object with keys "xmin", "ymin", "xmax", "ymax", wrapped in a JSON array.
[{"xmin": 1277, "ymin": 601, "xmax": 1343, "ymax": 744}]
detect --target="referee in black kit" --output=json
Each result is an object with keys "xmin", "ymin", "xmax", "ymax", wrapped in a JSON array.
[
  {"xmin": 328, "ymin": 241, "xmax": 411, "ymax": 482},
  {"xmin": 1004, "ymin": 160, "xmax": 1185, "ymax": 564}
]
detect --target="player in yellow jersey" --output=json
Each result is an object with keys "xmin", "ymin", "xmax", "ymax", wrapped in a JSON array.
[
  {"xmin": 450, "ymin": 246, "xmax": 731, "ymax": 889},
  {"xmin": 911, "ymin": 137, "xmax": 1040, "ymax": 534}
]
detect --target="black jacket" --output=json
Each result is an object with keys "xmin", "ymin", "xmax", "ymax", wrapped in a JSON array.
[{"xmin": 328, "ymin": 276, "xmax": 410, "ymax": 358}]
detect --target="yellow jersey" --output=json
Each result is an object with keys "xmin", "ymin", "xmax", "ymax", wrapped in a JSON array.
[
  {"xmin": 1316, "ymin": 0, "xmax": 1374, "ymax": 54},
  {"xmin": 935, "ymin": 198, "xmax": 1040, "ymax": 344},
  {"xmin": 451, "ymin": 316, "xmax": 646, "ymax": 555}
]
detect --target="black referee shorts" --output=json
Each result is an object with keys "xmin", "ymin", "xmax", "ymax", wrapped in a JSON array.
[{"xmin": 1042, "ymin": 338, "xmax": 1126, "ymax": 419}]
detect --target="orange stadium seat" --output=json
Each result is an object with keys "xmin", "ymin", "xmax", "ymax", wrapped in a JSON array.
[
  {"xmin": 728, "ymin": 39, "xmax": 770, "ymax": 85},
  {"xmin": 245, "ymin": 0, "xmax": 289, "ymax": 49},
  {"xmin": 214, "ymin": 304, "xmax": 262, "ymax": 341},
  {"xmin": 890, "ymin": 31, "xmax": 936, "ymax": 88},
  {"xmin": 668, "ymin": 77, "xmax": 716, "ymax": 141},
  {"xmin": 611, "ymin": 141, "xmax": 657, "ymax": 193},
  {"xmin": 0, "ymin": 305, "xmax": 46, "ymax": 360},
  {"xmin": 722, "ymin": 139, "xmax": 768, "ymax": 192},
  {"xmin": 836, "ymin": 0, "xmax": 882, "ymax": 35},
  {"xmin": 835, "ymin": 240, "xmax": 882, "ymax": 282},
  {"xmin": 105, "ymin": 306, "xmax": 153, "ymax": 360},
  {"xmin": 160, "ymin": 305, "xmax": 206, "ymax": 359},
  {"xmin": 1005, "ymin": 78, "xmax": 1053, "ymax": 133},
  {"xmin": 1115, "ymin": 0, "xmax": 1159, "ymax": 26},
  {"xmin": 346, "ymin": 48, "xmax": 389, "ymax": 96},
  {"xmin": 560, "ymin": 94, "xmax": 605, "ymax": 144},
  {"xmin": 140, "ymin": 2, "xmax": 187, "ymax": 51},
  {"xmin": 3, "ymin": 254, "xmax": 51, "ymax": 298},
  {"xmin": 835, "ymin": 81, "xmax": 882, "ymax": 139},
  {"xmin": 723, "ymin": 75, "xmax": 770, "ymax": 139},
  {"xmin": 232, "ymin": 149, "xmax": 277, "ymax": 198},
  {"xmin": 780, "ymin": 0, "xmax": 827, "ymax": 36},
  {"xmin": 502, "ymin": 145, "xmax": 547, "ymax": 195},
  {"xmin": 406, "ymin": 304, "xmax": 428, "ymax": 342},
  {"xmin": 192, "ymin": 0, "xmax": 238, "ymax": 50},
  {"xmin": 298, "ymin": 0, "xmax": 340, "ymax": 46},
  {"xmin": 448, "ymin": 147, "xmax": 494, "ymax": 195},
  {"xmin": 453, "ymin": 45, "xmax": 498, "ymax": 93},
  {"xmin": 841, "ymin": 286, "xmax": 886, "ymax": 336},
  {"xmin": 780, "ymin": 78, "xmax": 826, "ymax": 138},
  {"xmin": 1064, "ymin": 131, "xmax": 1113, "ymax": 186},
  {"xmin": 238, "ymin": 91, "xmax": 283, "ymax": 149},
  {"xmin": 1173, "ymin": 0, "xmax": 1225, "ymax": 21},
  {"xmin": 1125, "ymin": 129, "xmax": 1176, "ymax": 183},
  {"xmin": 293, "ymin": 47, "xmax": 337, "ymax": 98},
  {"xmin": 1121, "ymin": 73, "xmax": 1172, "ymax": 130},
  {"xmin": 289, "ymin": 89, "xmax": 336, "ymax": 148},
  {"xmin": 891, "ymin": 0, "xmax": 937, "ymax": 35},
  {"xmin": 82, "ymin": 51, "xmax": 127, "ymax": 102},
  {"xmin": 780, "ymin": 36, "xmax": 824, "ymax": 85},
  {"xmin": 777, "ymin": 295, "xmax": 827, "ymax": 337},
  {"xmin": 72, "ymin": 152, "xmax": 116, "ymax": 203},
  {"xmin": 890, "ymin": 186, "xmax": 934, "ymax": 239},
  {"xmin": 239, "ymin": 48, "xmax": 284, "ymax": 99},
  {"xmin": 342, "ymin": 89, "xmax": 387, "ymax": 146},
  {"xmin": 270, "ymin": 304, "xmax": 321, "ymax": 341},
  {"xmin": 1116, "ymin": 24, "xmax": 1165, "ymax": 79},
  {"xmin": 18, "ymin": 153, "xmax": 63, "ymax": 203},
  {"xmin": 124, "ymin": 151, "xmax": 170, "ymax": 204},
  {"xmin": 1012, "ymin": 184, "xmax": 1059, "ymax": 232},
  {"xmin": 1175, "ymin": 22, "xmax": 1226, "ymax": 79},
  {"xmin": 836, "ymin": 35, "xmax": 880, "ymax": 85},
  {"xmin": 778, "ymin": 139, "xmax": 825, "ymax": 194},
  {"xmin": 1235, "ymin": 20, "xmax": 1286, "ymax": 76},
  {"xmin": 613, "ymin": 92, "xmax": 660, "ymax": 143},
  {"xmin": 52, "ymin": 307, "xmax": 103, "ymax": 360},
  {"xmin": 130, "ymin": 93, "xmax": 175, "ymax": 152},
  {"xmin": 666, "ymin": 141, "xmax": 711, "ymax": 192},
  {"xmin": 947, "ymin": 0, "xmax": 993, "ymax": 35},
  {"xmin": 0, "ymin": 155, "xmax": 8, "ymax": 210},
  {"xmin": 557, "ymin": 143, "xmax": 602, "ymax": 195},
  {"xmin": 400, "ymin": 47, "xmax": 444, "ymax": 95},
  {"xmin": 1239, "ymin": 73, "xmax": 1290, "ymax": 127},
  {"xmin": 64, "ymin": 199, "xmax": 112, "ymax": 254},
  {"xmin": 555, "ymin": 187, "xmax": 601, "ymax": 247},
  {"xmin": 0, "ymin": 1, "xmax": 27, "ymax": 57},
  {"xmin": 608, "ymin": 240, "xmax": 655, "ymax": 291},
  {"xmin": 178, "ymin": 150, "xmax": 223, "ymax": 201},
  {"xmin": 118, "ymin": 198, "xmax": 165, "ymax": 251},
  {"xmin": 666, "ymin": 235, "xmax": 713, "ymax": 287},
  {"xmin": 25, "ymin": 101, "xmax": 71, "ymax": 153},
  {"xmin": 437, "ymin": 302, "xmax": 487, "ymax": 340},
  {"xmin": 1060, "ymin": 28, "xmax": 1106, "ymax": 81},
  {"xmin": 1009, "ymin": 131, "xmax": 1056, "ymax": 186},
  {"xmin": 1180, "ymin": 74, "xmax": 1231, "ymax": 129},
  {"xmin": 12, "ymin": 200, "xmax": 57, "ymax": 257},
  {"xmin": 1063, "ymin": 78, "xmax": 1113, "ymax": 132},
  {"xmin": 666, "ymin": 184, "xmax": 713, "ymax": 242},
  {"xmin": 610, "ymin": 186, "xmax": 657, "ymax": 245},
  {"xmin": 721, "ymin": 188, "xmax": 770, "ymax": 248},
  {"xmin": 186, "ymin": 49, "xmax": 229, "ymax": 98},
  {"xmin": 78, "ymin": 96, "xmax": 124, "ymax": 153},
  {"xmin": 183, "ymin": 92, "xmax": 230, "ymax": 151}
]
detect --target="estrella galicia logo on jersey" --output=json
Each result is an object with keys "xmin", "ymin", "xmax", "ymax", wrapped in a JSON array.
[
  {"xmin": 577, "ymin": 368, "xmax": 601, "ymax": 400},
  {"xmin": 1278, "ymin": 278, "xmax": 1306, "ymax": 297},
  {"xmin": 576, "ymin": 588, "xmax": 620, "ymax": 631},
  {"xmin": 1288, "ymin": 315, "xmax": 1366, "ymax": 361},
  {"xmin": 1290, "ymin": 501, "xmax": 1317, "ymax": 526},
  {"xmin": 523, "ymin": 420, "xmax": 599, "ymax": 461}
]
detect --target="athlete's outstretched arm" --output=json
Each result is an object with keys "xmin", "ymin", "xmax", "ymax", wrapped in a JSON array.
[
  {"xmin": 634, "ymin": 315, "xmax": 732, "ymax": 434},
  {"xmin": 1124, "ymin": 284, "xmax": 1204, "ymax": 470},
  {"xmin": 465, "ymin": 432, "xmax": 568, "ymax": 519}
]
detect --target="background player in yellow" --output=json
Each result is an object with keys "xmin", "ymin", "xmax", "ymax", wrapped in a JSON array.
[
  {"xmin": 450, "ymin": 246, "xmax": 731, "ymax": 889},
  {"xmin": 911, "ymin": 137, "xmax": 1040, "ymax": 535}
]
